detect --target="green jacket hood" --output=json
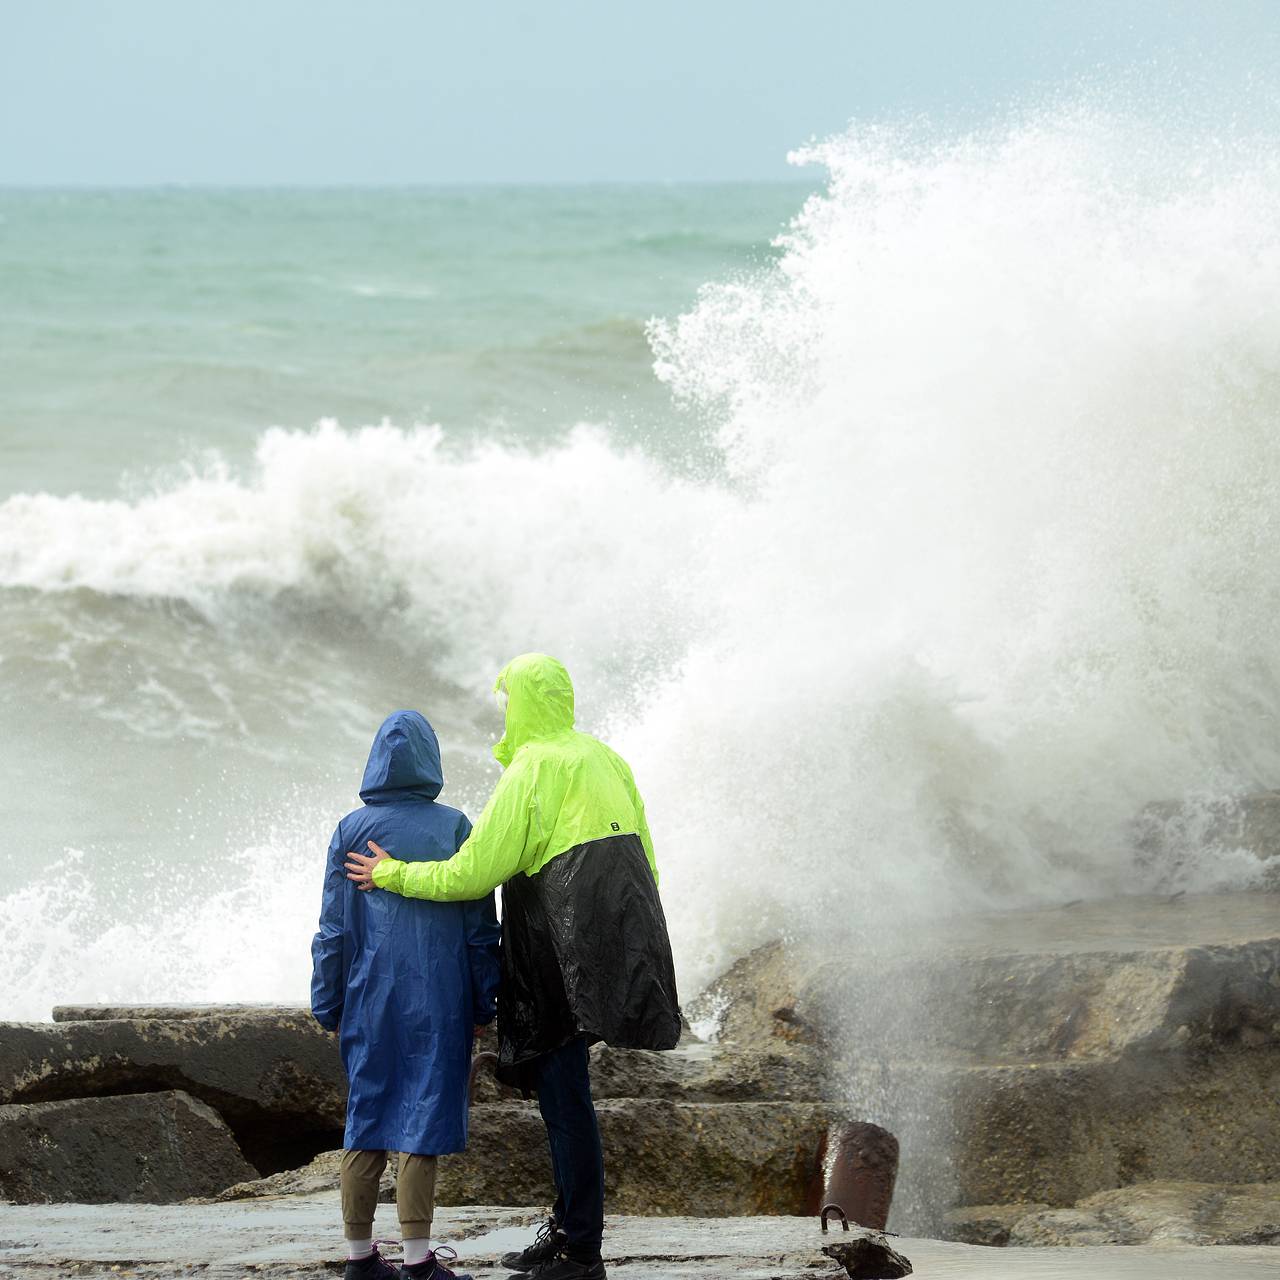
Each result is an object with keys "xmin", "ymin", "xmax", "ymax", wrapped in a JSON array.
[{"xmin": 493, "ymin": 653, "xmax": 575, "ymax": 768}]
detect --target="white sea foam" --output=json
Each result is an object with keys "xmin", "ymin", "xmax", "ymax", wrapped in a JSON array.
[
  {"xmin": 3, "ymin": 106, "xmax": 1280, "ymax": 1016},
  {"xmin": 0, "ymin": 422, "xmax": 727, "ymax": 694}
]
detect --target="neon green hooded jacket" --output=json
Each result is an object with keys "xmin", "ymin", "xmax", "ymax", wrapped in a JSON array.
[
  {"xmin": 372, "ymin": 653, "xmax": 681, "ymax": 1079},
  {"xmin": 372, "ymin": 653, "xmax": 657, "ymax": 900}
]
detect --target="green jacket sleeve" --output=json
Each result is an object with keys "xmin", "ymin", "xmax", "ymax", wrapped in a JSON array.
[{"xmin": 372, "ymin": 759, "xmax": 537, "ymax": 901}]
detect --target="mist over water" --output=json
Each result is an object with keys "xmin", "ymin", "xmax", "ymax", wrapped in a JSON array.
[{"xmin": 3, "ymin": 105, "xmax": 1280, "ymax": 1020}]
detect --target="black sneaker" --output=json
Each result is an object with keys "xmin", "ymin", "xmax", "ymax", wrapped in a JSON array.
[
  {"xmin": 516, "ymin": 1250, "xmax": 606, "ymax": 1280},
  {"xmin": 501, "ymin": 1218, "xmax": 567, "ymax": 1271},
  {"xmin": 344, "ymin": 1246, "xmax": 400, "ymax": 1280},
  {"xmin": 401, "ymin": 1245, "xmax": 474, "ymax": 1280}
]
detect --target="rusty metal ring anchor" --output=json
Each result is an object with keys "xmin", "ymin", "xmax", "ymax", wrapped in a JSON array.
[{"xmin": 820, "ymin": 1204, "xmax": 849, "ymax": 1234}]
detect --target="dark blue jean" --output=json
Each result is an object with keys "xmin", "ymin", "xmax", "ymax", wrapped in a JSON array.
[{"xmin": 532, "ymin": 1035, "xmax": 604, "ymax": 1257}]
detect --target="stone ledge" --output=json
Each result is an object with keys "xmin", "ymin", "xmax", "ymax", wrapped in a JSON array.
[
  {"xmin": 0, "ymin": 1013, "xmax": 345, "ymax": 1172},
  {"xmin": 51, "ymin": 1004, "xmax": 308, "ymax": 1022},
  {"xmin": 0, "ymin": 1091, "xmax": 256, "ymax": 1204},
  {"xmin": 861, "ymin": 1048, "xmax": 1280, "ymax": 1215},
  {"xmin": 696, "ymin": 893, "xmax": 1280, "ymax": 1066},
  {"xmin": 218, "ymin": 1100, "xmax": 841, "ymax": 1217},
  {"xmin": 947, "ymin": 1180, "xmax": 1280, "ymax": 1247}
]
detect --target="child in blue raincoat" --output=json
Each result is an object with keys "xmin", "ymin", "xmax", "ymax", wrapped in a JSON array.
[{"xmin": 312, "ymin": 710, "xmax": 501, "ymax": 1280}]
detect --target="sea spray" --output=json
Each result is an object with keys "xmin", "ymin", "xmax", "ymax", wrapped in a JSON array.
[
  {"xmin": 0, "ymin": 822, "xmax": 329, "ymax": 1022},
  {"xmin": 638, "ymin": 106, "xmax": 1280, "ymax": 992}
]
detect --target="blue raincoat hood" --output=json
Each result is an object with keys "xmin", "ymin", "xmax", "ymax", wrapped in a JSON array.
[{"xmin": 360, "ymin": 710, "xmax": 443, "ymax": 803}]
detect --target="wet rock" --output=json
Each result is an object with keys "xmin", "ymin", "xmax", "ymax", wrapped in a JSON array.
[
  {"xmin": 941, "ymin": 1202, "xmax": 1052, "ymax": 1245},
  {"xmin": 588, "ymin": 1041, "xmax": 832, "ymax": 1102},
  {"xmin": 225, "ymin": 1100, "xmax": 837, "ymax": 1215},
  {"xmin": 685, "ymin": 939, "xmax": 811, "ymax": 1047},
  {"xmin": 5, "ymin": 1005, "xmax": 844, "ymax": 1218},
  {"xmin": 467, "ymin": 1040, "xmax": 829, "ymax": 1106},
  {"xmin": 206, "ymin": 1148, "xmax": 396, "ymax": 1204},
  {"xmin": 51, "ymin": 1003, "xmax": 306, "ymax": 1022},
  {"xmin": 1008, "ymin": 1205, "xmax": 1132, "ymax": 1246},
  {"xmin": 0, "ymin": 1090, "xmax": 256, "ymax": 1204},
  {"xmin": 452, "ymin": 1099, "xmax": 834, "ymax": 1215},
  {"xmin": 685, "ymin": 890, "xmax": 1280, "ymax": 1065},
  {"xmin": 216, "ymin": 1058, "xmax": 845, "ymax": 1215},
  {"xmin": 820, "ymin": 1229, "xmax": 913, "ymax": 1278},
  {"xmin": 868, "ymin": 1045, "xmax": 1280, "ymax": 1216},
  {"xmin": 0, "ymin": 1011, "xmax": 345, "ymax": 1172},
  {"xmin": 799, "ymin": 894, "xmax": 1280, "ymax": 1066},
  {"xmin": 1008, "ymin": 1180, "xmax": 1280, "ymax": 1246}
]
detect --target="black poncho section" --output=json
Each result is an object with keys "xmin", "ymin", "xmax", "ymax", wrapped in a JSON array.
[{"xmin": 495, "ymin": 831, "xmax": 681, "ymax": 1088}]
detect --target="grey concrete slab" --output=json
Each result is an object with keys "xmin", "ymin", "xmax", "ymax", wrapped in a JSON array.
[{"xmin": 0, "ymin": 1197, "xmax": 1277, "ymax": 1279}]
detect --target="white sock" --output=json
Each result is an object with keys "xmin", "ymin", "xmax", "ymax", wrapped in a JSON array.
[
  {"xmin": 347, "ymin": 1238, "xmax": 374, "ymax": 1260},
  {"xmin": 403, "ymin": 1238, "xmax": 433, "ymax": 1266}
]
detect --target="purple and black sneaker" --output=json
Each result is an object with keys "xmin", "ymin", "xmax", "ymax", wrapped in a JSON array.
[{"xmin": 344, "ymin": 1245, "xmax": 400, "ymax": 1280}]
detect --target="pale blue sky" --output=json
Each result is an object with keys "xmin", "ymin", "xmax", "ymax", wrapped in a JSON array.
[{"xmin": 2, "ymin": 1, "xmax": 1276, "ymax": 185}]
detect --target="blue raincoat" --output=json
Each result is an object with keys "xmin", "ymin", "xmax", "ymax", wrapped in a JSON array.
[{"xmin": 311, "ymin": 710, "xmax": 501, "ymax": 1155}]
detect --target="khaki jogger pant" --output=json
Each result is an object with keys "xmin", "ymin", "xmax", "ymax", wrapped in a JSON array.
[{"xmin": 340, "ymin": 1149, "xmax": 438, "ymax": 1241}]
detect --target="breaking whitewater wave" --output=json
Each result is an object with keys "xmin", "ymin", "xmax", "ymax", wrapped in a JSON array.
[
  {"xmin": 0, "ymin": 422, "xmax": 723, "ymax": 694},
  {"xmin": 4, "ymin": 103, "xmax": 1280, "ymax": 1017}
]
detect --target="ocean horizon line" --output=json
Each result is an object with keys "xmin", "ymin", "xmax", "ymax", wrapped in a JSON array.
[{"xmin": 0, "ymin": 176, "xmax": 818, "ymax": 195}]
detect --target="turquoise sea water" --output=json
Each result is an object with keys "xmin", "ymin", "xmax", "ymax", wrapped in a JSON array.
[{"xmin": 1, "ymin": 185, "xmax": 805, "ymax": 498}]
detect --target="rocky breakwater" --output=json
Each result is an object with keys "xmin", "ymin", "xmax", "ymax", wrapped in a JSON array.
[
  {"xmin": 217, "ymin": 1037, "xmax": 847, "ymax": 1215},
  {"xmin": 945, "ymin": 1180, "xmax": 1280, "ymax": 1247},
  {"xmin": 0, "ymin": 1000, "xmax": 853, "ymax": 1213},
  {"xmin": 697, "ymin": 888, "xmax": 1280, "ymax": 1238},
  {"xmin": 0, "ymin": 1005, "xmax": 346, "ymax": 1202}
]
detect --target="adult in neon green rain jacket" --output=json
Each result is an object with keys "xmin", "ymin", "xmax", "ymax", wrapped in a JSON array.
[{"xmin": 346, "ymin": 652, "xmax": 681, "ymax": 1083}]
